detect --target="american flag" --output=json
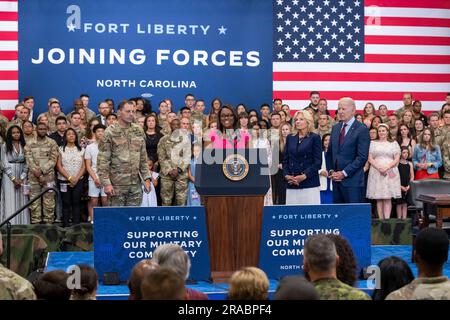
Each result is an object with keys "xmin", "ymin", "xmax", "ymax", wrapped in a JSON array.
[
  {"xmin": 273, "ymin": 0, "xmax": 450, "ymax": 112},
  {"xmin": 0, "ymin": 0, "xmax": 17, "ymax": 119}
]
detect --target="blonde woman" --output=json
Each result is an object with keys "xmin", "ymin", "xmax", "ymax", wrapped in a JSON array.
[
  {"xmin": 401, "ymin": 110, "xmax": 415, "ymax": 131},
  {"xmin": 282, "ymin": 111, "xmax": 322, "ymax": 204},
  {"xmin": 227, "ymin": 267, "xmax": 269, "ymax": 300}
]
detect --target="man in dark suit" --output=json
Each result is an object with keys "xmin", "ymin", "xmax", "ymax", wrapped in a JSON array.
[
  {"xmin": 326, "ymin": 97, "xmax": 370, "ymax": 203},
  {"xmin": 23, "ymin": 96, "xmax": 36, "ymax": 123},
  {"xmin": 96, "ymin": 101, "xmax": 111, "ymax": 125}
]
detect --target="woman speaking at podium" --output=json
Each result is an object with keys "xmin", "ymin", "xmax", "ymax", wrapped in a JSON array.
[
  {"xmin": 204, "ymin": 105, "xmax": 250, "ymax": 149},
  {"xmin": 282, "ymin": 111, "xmax": 322, "ymax": 205}
]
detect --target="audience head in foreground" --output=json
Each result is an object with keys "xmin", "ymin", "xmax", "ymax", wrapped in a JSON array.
[
  {"xmin": 304, "ymin": 234, "xmax": 371, "ymax": 300},
  {"xmin": 326, "ymin": 234, "xmax": 358, "ymax": 287},
  {"xmin": 386, "ymin": 228, "xmax": 450, "ymax": 300},
  {"xmin": 372, "ymin": 256, "xmax": 414, "ymax": 300},
  {"xmin": 227, "ymin": 267, "xmax": 269, "ymax": 300},
  {"xmin": 128, "ymin": 259, "xmax": 160, "ymax": 300},
  {"xmin": 141, "ymin": 268, "xmax": 186, "ymax": 300},
  {"xmin": 33, "ymin": 270, "xmax": 71, "ymax": 300},
  {"xmin": 70, "ymin": 264, "xmax": 98, "ymax": 300},
  {"xmin": 273, "ymin": 275, "xmax": 319, "ymax": 300},
  {"xmin": 152, "ymin": 243, "xmax": 208, "ymax": 300}
]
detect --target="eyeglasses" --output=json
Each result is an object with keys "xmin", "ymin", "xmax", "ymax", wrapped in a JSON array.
[{"xmin": 220, "ymin": 114, "xmax": 234, "ymax": 118}]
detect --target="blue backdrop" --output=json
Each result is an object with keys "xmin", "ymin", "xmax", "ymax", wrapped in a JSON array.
[
  {"xmin": 259, "ymin": 204, "xmax": 371, "ymax": 279},
  {"xmin": 93, "ymin": 206, "xmax": 210, "ymax": 283},
  {"xmin": 19, "ymin": 0, "xmax": 272, "ymax": 115}
]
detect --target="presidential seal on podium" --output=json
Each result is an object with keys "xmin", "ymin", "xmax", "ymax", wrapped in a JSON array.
[{"xmin": 222, "ymin": 154, "xmax": 249, "ymax": 181}]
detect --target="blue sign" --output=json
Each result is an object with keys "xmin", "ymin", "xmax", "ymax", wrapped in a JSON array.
[
  {"xmin": 19, "ymin": 0, "xmax": 272, "ymax": 115},
  {"xmin": 93, "ymin": 206, "xmax": 211, "ymax": 282},
  {"xmin": 259, "ymin": 204, "xmax": 371, "ymax": 279}
]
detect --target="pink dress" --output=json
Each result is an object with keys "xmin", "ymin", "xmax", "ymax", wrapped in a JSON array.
[
  {"xmin": 366, "ymin": 141, "xmax": 402, "ymax": 200},
  {"xmin": 207, "ymin": 129, "xmax": 250, "ymax": 149}
]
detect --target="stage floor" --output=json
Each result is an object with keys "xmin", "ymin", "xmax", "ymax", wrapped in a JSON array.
[{"xmin": 45, "ymin": 245, "xmax": 450, "ymax": 300}]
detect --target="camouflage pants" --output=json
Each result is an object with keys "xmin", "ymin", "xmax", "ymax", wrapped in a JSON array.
[
  {"xmin": 109, "ymin": 184, "xmax": 142, "ymax": 207},
  {"xmin": 29, "ymin": 183, "xmax": 56, "ymax": 224},
  {"xmin": 160, "ymin": 176, "xmax": 188, "ymax": 206}
]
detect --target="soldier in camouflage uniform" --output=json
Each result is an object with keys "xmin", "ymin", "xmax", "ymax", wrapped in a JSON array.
[
  {"xmin": 8, "ymin": 104, "xmax": 28, "ymax": 129},
  {"xmin": 0, "ymin": 231, "xmax": 37, "ymax": 300},
  {"xmin": 160, "ymin": 111, "xmax": 178, "ymax": 136},
  {"xmin": 69, "ymin": 111, "xmax": 86, "ymax": 143},
  {"xmin": 97, "ymin": 100, "xmax": 151, "ymax": 207},
  {"xmin": 0, "ymin": 264, "xmax": 37, "ymax": 300},
  {"xmin": 0, "ymin": 111, "xmax": 9, "ymax": 140},
  {"xmin": 67, "ymin": 99, "xmax": 97, "ymax": 123},
  {"xmin": 37, "ymin": 100, "xmax": 65, "ymax": 133},
  {"xmin": 394, "ymin": 93, "xmax": 414, "ymax": 118},
  {"xmin": 157, "ymin": 100, "xmax": 170, "ymax": 133},
  {"xmin": 428, "ymin": 113, "xmax": 442, "ymax": 144},
  {"xmin": 305, "ymin": 234, "xmax": 371, "ymax": 300},
  {"xmin": 316, "ymin": 114, "xmax": 333, "ymax": 137},
  {"xmin": 439, "ymin": 110, "xmax": 450, "ymax": 138},
  {"xmin": 440, "ymin": 130, "xmax": 450, "ymax": 180},
  {"xmin": 24, "ymin": 123, "xmax": 59, "ymax": 224},
  {"xmin": 386, "ymin": 228, "xmax": 450, "ymax": 300},
  {"xmin": 191, "ymin": 100, "xmax": 208, "ymax": 129},
  {"xmin": 157, "ymin": 119, "xmax": 191, "ymax": 206}
]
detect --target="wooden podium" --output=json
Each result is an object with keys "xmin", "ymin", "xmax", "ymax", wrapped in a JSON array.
[{"xmin": 195, "ymin": 148, "xmax": 270, "ymax": 282}]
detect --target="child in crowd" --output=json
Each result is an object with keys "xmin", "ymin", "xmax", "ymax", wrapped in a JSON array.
[
  {"xmin": 84, "ymin": 124, "xmax": 107, "ymax": 223},
  {"xmin": 187, "ymin": 143, "xmax": 201, "ymax": 206},
  {"xmin": 396, "ymin": 147, "xmax": 414, "ymax": 219},
  {"xmin": 141, "ymin": 159, "xmax": 159, "ymax": 207}
]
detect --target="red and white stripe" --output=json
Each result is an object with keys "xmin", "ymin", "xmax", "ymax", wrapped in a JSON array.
[
  {"xmin": 273, "ymin": 0, "xmax": 450, "ymax": 112},
  {"xmin": 0, "ymin": 0, "xmax": 18, "ymax": 119}
]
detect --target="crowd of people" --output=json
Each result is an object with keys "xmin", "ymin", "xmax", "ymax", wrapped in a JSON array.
[
  {"xmin": 0, "ymin": 92, "xmax": 449, "ymax": 225},
  {"xmin": 1, "ymin": 227, "xmax": 448, "ymax": 300}
]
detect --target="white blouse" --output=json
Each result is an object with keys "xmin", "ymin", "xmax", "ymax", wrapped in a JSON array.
[{"xmin": 57, "ymin": 146, "xmax": 85, "ymax": 180}]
